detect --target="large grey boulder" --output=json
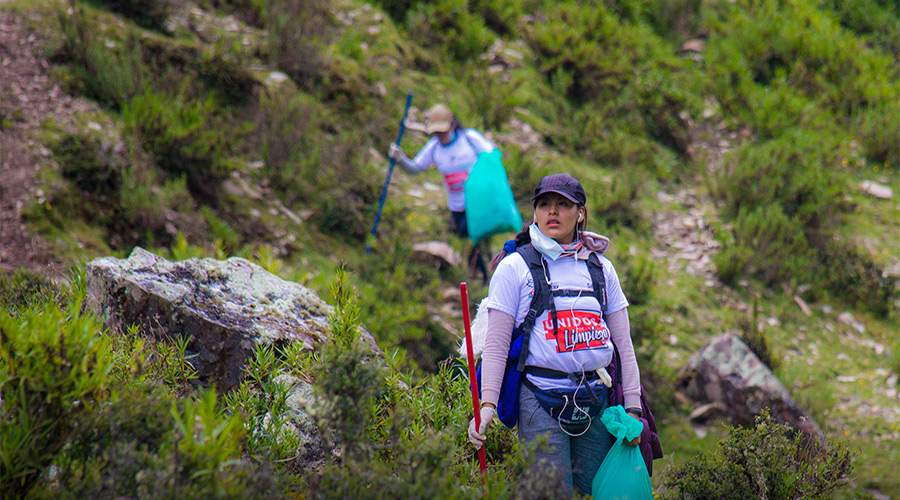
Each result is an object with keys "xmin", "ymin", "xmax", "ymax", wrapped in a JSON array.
[
  {"xmin": 677, "ymin": 333, "xmax": 824, "ymax": 442},
  {"xmin": 84, "ymin": 247, "xmax": 379, "ymax": 391}
]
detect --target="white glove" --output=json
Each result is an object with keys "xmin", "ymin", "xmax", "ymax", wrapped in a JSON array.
[
  {"xmin": 467, "ymin": 406, "xmax": 495, "ymax": 450},
  {"xmin": 596, "ymin": 366, "xmax": 612, "ymax": 387},
  {"xmin": 388, "ymin": 143, "xmax": 403, "ymax": 160}
]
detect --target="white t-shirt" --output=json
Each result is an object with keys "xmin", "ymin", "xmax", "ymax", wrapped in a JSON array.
[
  {"xmin": 485, "ymin": 251, "xmax": 629, "ymax": 391},
  {"xmin": 411, "ymin": 129, "xmax": 494, "ymax": 212}
]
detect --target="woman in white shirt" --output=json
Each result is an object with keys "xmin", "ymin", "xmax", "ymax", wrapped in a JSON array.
[
  {"xmin": 387, "ymin": 103, "xmax": 494, "ymax": 284},
  {"xmin": 467, "ymin": 173, "xmax": 644, "ymax": 497}
]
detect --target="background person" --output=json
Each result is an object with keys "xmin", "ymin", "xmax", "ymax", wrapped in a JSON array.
[
  {"xmin": 468, "ymin": 173, "xmax": 645, "ymax": 497},
  {"xmin": 387, "ymin": 103, "xmax": 494, "ymax": 284}
]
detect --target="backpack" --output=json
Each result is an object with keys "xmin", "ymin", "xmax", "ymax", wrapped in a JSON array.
[{"xmin": 474, "ymin": 243, "xmax": 664, "ymax": 473}]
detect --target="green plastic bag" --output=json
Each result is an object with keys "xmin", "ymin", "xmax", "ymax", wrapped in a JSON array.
[
  {"xmin": 591, "ymin": 406, "xmax": 653, "ymax": 500},
  {"xmin": 464, "ymin": 149, "xmax": 523, "ymax": 244}
]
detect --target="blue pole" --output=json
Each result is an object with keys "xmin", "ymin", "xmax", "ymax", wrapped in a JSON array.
[{"xmin": 367, "ymin": 92, "xmax": 413, "ymax": 253}]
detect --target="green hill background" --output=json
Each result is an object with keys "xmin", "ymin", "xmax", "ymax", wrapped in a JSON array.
[{"xmin": 1, "ymin": 0, "xmax": 898, "ymax": 498}]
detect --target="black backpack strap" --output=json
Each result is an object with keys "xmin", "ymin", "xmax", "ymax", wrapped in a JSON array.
[
  {"xmin": 587, "ymin": 252, "xmax": 607, "ymax": 315},
  {"xmin": 515, "ymin": 244, "xmax": 551, "ymax": 372},
  {"xmin": 523, "ymin": 365, "xmax": 599, "ymax": 380}
]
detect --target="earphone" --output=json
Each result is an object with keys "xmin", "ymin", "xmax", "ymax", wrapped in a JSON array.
[{"xmin": 577, "ymin": 213, "xmax": 584, "ymax": 222}]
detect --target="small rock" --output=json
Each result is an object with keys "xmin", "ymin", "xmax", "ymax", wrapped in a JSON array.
[
  {"xmin": 793, "ymin": 295, "xmax": 812, "ymax": 316},
  {"xmin": 412, "ymin": 241, "xmax": 462, "ymax": 269},
  {"xmin": 680, "ymin": 39, "xmax": 705, "ymax": 53},
  {"xmin": 860, "ymin": 180, "xmax": 893, "ymax": 200},
  {"xmin": 689, "ymin": 402, "xmax": 726, "ymax": 423},
  {"xmin": 838, "ymin": 312, "xmax": 865, "ymax": 333}
]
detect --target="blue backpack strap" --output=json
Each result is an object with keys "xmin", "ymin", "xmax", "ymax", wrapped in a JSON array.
[{"xmin": 515, "ymin": 244, "xmax": 550, "ymax": 372}]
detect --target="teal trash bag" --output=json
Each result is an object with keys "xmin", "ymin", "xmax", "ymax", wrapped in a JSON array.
[
  {"xmin": 591, "ymin": 406, "xmax": 653, "ymax": 500},
  {"xmin": 464, "ymin": 149, "xmax": 523, "ymax": 245}
]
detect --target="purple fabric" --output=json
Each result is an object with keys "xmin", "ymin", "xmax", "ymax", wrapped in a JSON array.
[{"xmin": 607, "ymin": 355, "xmax": 663, "ymax": 476}]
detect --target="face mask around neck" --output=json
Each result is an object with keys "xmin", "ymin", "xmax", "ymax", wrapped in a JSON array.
[{"xmin": 529, "ymin": 223, "xmax": 566, "ymax": 260}]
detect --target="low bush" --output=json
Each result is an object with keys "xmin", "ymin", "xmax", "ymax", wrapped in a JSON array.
[
  {"xmin": 460, "ymin": 62, "xmax": 523, "ymax": 132},
  {"xmin": 407, "ymin": 0, "xmax": 494, "ymax": 61},
  {"xmin": 266, "ymin": 0, "xmax": 334, "ymax": 86},
  {"xmin": 590, "ymin": 169, "xmax": 645, "ymax": 231},
  {"xmin": 122, "ymin": 90, "xmax": 235, "ymax": 200},
  {"xmin": 52, "ymin": 133, "xmax": 122, "ymax": 199},
  {"xmin": 853, "ymin": 101, "xmax": 900, "ymax": 167},
  {"xmin": 704, "ymin": 0, "xmax": 897, "ymax": 117},
  {"xmin": 523, "ymin": 1, "xmax": 669, "ymax": 104},
  {"xmin": 255, "ymin": 87, "xmax": 325, "ymax": 203},
  {"xmin": 618, "ymin": 251, "xmax": 657, "ymax": 307},
  {"xmin": 816, "ymin": 239, "xmax": 898, "ymax": 318},
  {"xmin": 712, "ymin": 130, "xmax": 848, "ymax": 237},
  {"xmin": 660, "ymin": 411, "xmax": 855, "ymax": 500},
  {"xmin": 57, "ymin": 5, "xmax": 151, "ymax": 109},
  {"xmin": 736, "ymin": 300, "xmax": 779, "ymax": 371},
  {"xmin": 0, "ymin": 270, "xmax": 62, "ymax": 313},
  {"xmin": 36, "ymin": 384, "xmax": 281, "ymax": 500},
  {"xmin": 86, "ymin": 0, "xmax": 173, "ymax": 32},
  {"xmin": 713, "ymin": 204, "xmax": 814, "ymax": 288},
  {"xmin": 0, "ymin": 304, "xmax": 113, "ymax": 498}
]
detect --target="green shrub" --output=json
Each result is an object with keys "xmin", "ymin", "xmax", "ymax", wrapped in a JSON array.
[
  {"xmin": 524, "ymin": 1, "xmax": 669, "ymax": 104},
  {"xmin": 195, "ymin": 41, "xmax": 258, "ymax": 105},
  {"xmin": 642, "ymin": 0, "xmax": 702, "ymax": 41},
  {"xmin": 375, "ymin": 0, "xmax": 424, "ymax": 24},
  {"xmin": 266, "ymin": 0, "xmax": 334, "ymax": 86},
  {"xmin": 821, "ymin": 0, "xmax": 900, "ymax": 53},
  {"xmin": 816, "ymin": 239, "xmax": 898, "ymax": 318},
  {"xmin": 660, "ymin": 411, "xmax": 855, "ymax": 500},
  {"xmin": 37, "ymin": 384, "xmax": 281, "ymax": 500},
  {"xmin": 407, "ymin": 0, "xmax": 495, "ymax": 61},
  {"xmin": 497, "ymin": 144, "xmax": 549, "ymax": 202},
  {"xmin": 122, "ymin": 90, "xmax": 234, "ymax": 199},
  {"xmin": 201, "ymin": 206, "xmax": 241, "ymax": 254},
  {"xmin": 52, "ymin": 133, "xmax": 122, "ymax": 198},
  {"xmin": 0, "ymin": 270, "xmax": 62, "ymax": 313},
  {"xmin": 737, "ymin": 300, "xmax": 779, "ymax": 371},
  {"xmin": 460, "ymin": 62, "xmax": 523, "ymax": 132},
  {"xmin": 255, "ymin": 87, "xmax": 325, "ymax": 203},
  {"xmin": 590, "ymin": 169, "xmax": 645, "ymax": 230},
  {"xmin": 86, "ymin": 0, "xmax": 173, "ymax": 32},
  {"xmin": 0, "ymin": 304, "xmax": 113, "ymax": 497},
  {"xmin": 712, "ymin": 130, "xmax": 848, "ymax": 237},
  {"xmin": 853, "ymin": 100, "xmax": 900, "ymax": 167},
  {"xmin": 311, "ymin": 134, "xmax": 381, "ymax": 241},
  {"xmin": 618, "ymin": 251, "xmax": 657, "ymax": 306},
  {"xmin": 704, "ymin": 0, "xmax": 897, "ymax": 117},
  {"xmin": 313, "ymin": 267, "xmax": 385, "ymax": 462},
  {"xmin": 714, "ymin": 204, "xmax": 814, "ymax": 287},
  {"xmin": 57, "ymin": 5, "xmax": 151, "ymax": 109}
]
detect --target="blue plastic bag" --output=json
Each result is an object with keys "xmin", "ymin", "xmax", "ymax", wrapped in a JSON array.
[
  {"xmin": 464, "ymin": 149, "xmax": 523, "ymax": 245},
  {"xmin": 592, "ymin": 406, "xmax": 653, "ymax": 500}
]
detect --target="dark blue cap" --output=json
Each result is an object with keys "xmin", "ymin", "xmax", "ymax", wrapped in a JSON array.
[{"xmin": 532, "ymin": 173, "xmax": 586, "ymax": 206}]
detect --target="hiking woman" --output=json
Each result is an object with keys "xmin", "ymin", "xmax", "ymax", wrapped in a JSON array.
[
  {"xmin": 387, "ymin": 103, "xmax": 494, "ymax": 283},
  {"xmin": 468, "ymin": 173, "xmax": 644, "ymax": 496}
]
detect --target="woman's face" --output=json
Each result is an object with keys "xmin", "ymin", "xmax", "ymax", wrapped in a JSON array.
[
  {"xmin": 434, "ymin": 129, "xmax": 453, "ymax": 145},
  {"xmin": 534, "ymin": 193, "xmax": 583, "ymax": 244}
]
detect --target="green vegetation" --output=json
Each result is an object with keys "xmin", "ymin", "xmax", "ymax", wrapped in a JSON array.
[
  {"xmin": 660, "ymin": 411, "xmax": 855, "ymax": 500},
  {"xmin": 2, "ymin": 0, "xmax": 898, "ymax": 497}
]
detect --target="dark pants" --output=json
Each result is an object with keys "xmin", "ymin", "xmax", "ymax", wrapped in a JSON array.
[{"xmin": 450, "ymin": 211, "xmax": 488, "ymax": 283}]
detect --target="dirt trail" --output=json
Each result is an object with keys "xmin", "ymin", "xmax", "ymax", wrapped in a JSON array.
[{"xmin": 0, "ymin": 10, "xmax": 84, "ymax": 280}]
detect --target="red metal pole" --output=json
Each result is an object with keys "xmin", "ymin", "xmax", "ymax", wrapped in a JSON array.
[{"xmin": 460, "ymin": 282, "xmax": 487, "ymax": 481}]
